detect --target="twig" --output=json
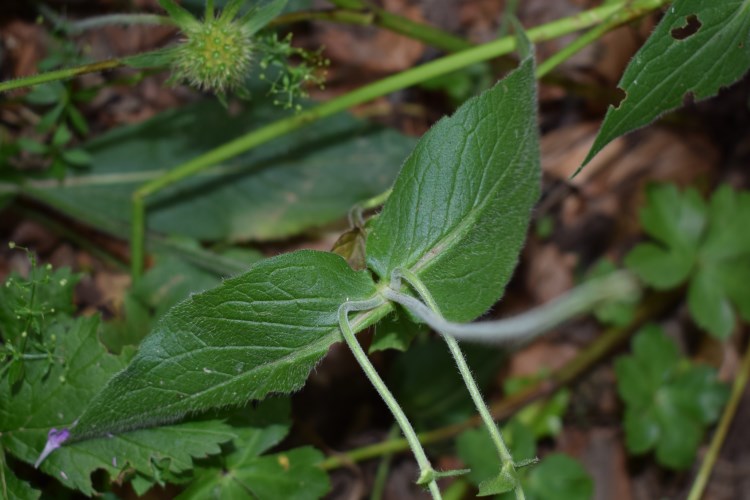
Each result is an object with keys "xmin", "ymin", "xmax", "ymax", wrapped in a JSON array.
[{"xmin": 688, "ymin": 332, "xmax": 750, "ymax": 500}]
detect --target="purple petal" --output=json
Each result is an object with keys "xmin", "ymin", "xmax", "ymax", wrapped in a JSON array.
[{"xmin": 34, "ymin": 428, "xmax": 70, "ymax": 468}]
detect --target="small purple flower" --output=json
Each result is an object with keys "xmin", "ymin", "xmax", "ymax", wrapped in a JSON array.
[{"xmin": 34, "ymin": 428, "xmax": 70, "ymax": 468}]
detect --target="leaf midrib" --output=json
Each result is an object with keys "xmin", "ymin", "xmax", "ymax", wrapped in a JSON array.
[
  {"xmin": 80, "ymin": 302, "xmax": 392, "ymax": 436},
  {"xmin": 410, "ymin": 117, "xmax": 531, "ymax": 277}
]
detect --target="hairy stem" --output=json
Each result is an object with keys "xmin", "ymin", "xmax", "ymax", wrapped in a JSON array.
[
  {"xmin": 320, "ymin": 290, "xmax": 679, "ymax": 469},
  {"xmin": 688, "ymin": 335, "xmax": 750, "ymax": 500},
  {"xmin": 383, "ymin": 271, "xmax": 640, "ymax": 344},
  {"xmin": 391, "ymin": 268, "xmax": 525, "ymax": 499},
  {"xmin": 0, "ymin": 60, "xmax": 125, "ymax": 94},
  {"xmin": 338, "ymin": 296, "xmax": 441, "ymax": 499}
]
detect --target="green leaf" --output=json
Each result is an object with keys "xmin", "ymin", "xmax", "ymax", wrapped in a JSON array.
[
  {"xmin": 524, "ymin": 453, "xmax": 593, "ymax": 500},
  {"xmin": 583, "ymin": 0, "xmax": 750, "ymax": 166},
  {"xmin": 23, "ymin": 99, "xmax": 413, "ymax": 242},
  {"xmin": 614, "ymin": 325, "xmax": 729, "ymax": 469},
  {"xmin": 61, "ymin": 148, "xmax": 92, "ymax": 167},
  {"xmin": 16, "ymin": 138, "xmax": 47, "ymax": 155},
  {"xmin": 124, "ymin": 47, "xmax": 181, "ymax": 69},
  {"xmin": 70, "ymin": 251, "xmax": 379, "ymax": 440},
  {"xmin": 478, "ymin": 469, "xmax": 518, "ymax": 496},
  {"xmin": 366, "ymin": 52, "xmax": 540, "ymax": 322},
  {"xmin": 688, "ymin": 268, "xmax": 735, "ymax": 339},
  {"xmin": 369, "ymin": 312, "xmax": 426, "ymax": 353},
  {"xmin": 1, "ymin": 448, "xmax": 40, "ymax": 500},
  {"xmin": 626, "ymin": 184, "xmax": 750, "ymax": 338},
  {"xmin": 0, "ymin": 263, "xmax": 78, "ymax": 346},
  {"xmin": 0, "ymin": 316, "xmax": 236, "ymax": 495},
  {"xmin": 390, "ymin": 339, "xmax": 504, "ymax": 428},
  {"xmin": 52, "ymin": 125, "xmax": 72, "ymax": 148},
  {"xmin": 456, "ymin": 420, "xmax": 536, "ymax": 488},
  {"xmin": 625, "ymin": 184, "xmax": 705, "ymax": 289},
  {"xmin": 505, "ymin": 377, "xmax": 570, "ymax": 440},
  {"xmin": 243, "ymin": 0, "xmax": 289, "ymax": 35},
  {"xmin": 23, "ymin": 82, "xmax": 64, "ymax": 106},
  {"xmin": 158, "ymin": 0, "xmax": 200, "ymax": 29},
  {"xmin": 181, "ymin": 447, "xmax": 329, "ymax": 499}
]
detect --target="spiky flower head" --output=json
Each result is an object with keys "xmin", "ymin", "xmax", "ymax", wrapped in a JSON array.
[
  {"xmin": 157, "ymin": 0, "xmax": 268, "ymax": 95},
  {"xmin": 173, "ymin": 18, "xmax": 253, "ymax": 93}
]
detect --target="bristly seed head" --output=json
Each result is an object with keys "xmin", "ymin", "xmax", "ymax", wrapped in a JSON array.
[{"xmin": 173, "ymin": 18, "xmax": 253, "ymax": 94}]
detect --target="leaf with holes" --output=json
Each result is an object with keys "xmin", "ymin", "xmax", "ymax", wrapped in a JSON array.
[
  {"xmin": 366, "ymin": 43, "xmax": 540, "ymax": 322},
  {"xmin": 583, "ymin": 0, "xmax": 750, "ymax": 167}
]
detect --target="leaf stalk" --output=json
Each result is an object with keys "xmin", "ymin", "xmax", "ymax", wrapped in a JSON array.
[
  {"xmin": 338, "ymin": 296, "xmax": 442, "ymax": 499},
  {"xmin": 391, "ymin": 268, "xmax": 526, "ymax": 499}
]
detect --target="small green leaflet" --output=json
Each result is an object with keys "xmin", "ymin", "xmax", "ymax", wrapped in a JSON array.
[
  {"xmin": 0, "ymin": 316, "xmax": 236, "ymax": 495},
  {"xmin": 522, "ymin": 454, "xmax": 594, "ymax": 500},
  {"xmin": 243, "ymin": 0, "xmax": 289, "ymax": 36},
  {"xmin": 178, "ymin": 398, "xmax": 330, "ymax": 499},
  {"xmin": 70, "ymin": 251, "xmax": 382, "ymax": 440},
  {"xmin": 456, "ymin": 422, "xmax": 592, "ymax": 500},
  {"xmin": 625, "ymin": 184, "xmax": 750, "ymax": 338},
  {"xmin": 614, "ymin": 325, "xmax": 729, "ymax": 469},
  {"xmin": 583, "ymin": 0, "xmax": 750, "ymax": 167},
  {"xmin": 366, "ymin": 44, "xmax": 540, "ymax": 322}
]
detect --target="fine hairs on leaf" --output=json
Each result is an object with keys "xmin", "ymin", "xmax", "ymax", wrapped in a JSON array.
[{"xmin": 67, "ymin": 251, "xmax": 381, "ymax": 441}]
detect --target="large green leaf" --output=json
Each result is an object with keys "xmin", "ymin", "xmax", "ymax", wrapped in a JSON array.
[
  {"xmin": 70, "ymin": 250, "xmax": 381, "ymax": 440},
  {"xmin": 0, "ymin": 316, "xmax": 236, "ymax": 495},
  {"xmin": 19, "ymin": 99, "xmax": 414, "ymax": 242},
  {"xmin": 366, "ymin": 52, "xmax": 540, "ymax": 321},
  {"xmin": 583, "ymin": 0, "xmax": 750, "ymax": 166}
]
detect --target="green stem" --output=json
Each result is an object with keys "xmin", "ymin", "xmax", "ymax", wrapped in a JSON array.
[
  {"xmin": 338, "ymin": 296, "xmax": 441, "ymax": 499},
  {"xmin": 131, "ymin": 195, "xmax": 146, "ymax": 278},
  {"xmin": 687, "ymin": 338, "xmax": 750, "ymax": 500},
  {"xmin": 70, "ymin": 14, "xmax": 174, "ymax": 31},
  {"xmin": 320, "ymin": 290, "xmax": 678, "ymax": 470},
  {"xmin": 272, "ymin": 9, "xmax": 376, "ymax": 28},
  {"xmin": 129, "ymin": 0, "xmax": 669, "ymax": 278},
  {"xmin": 391, "ymin": 268, "xmax": 525, "ymax": 500},
  {"xmin": 536, "ymin": 7, "xmax": 627, "ymax": 78},
  {"xmin": 370, "ymin": 423, "xmax": 400, "ymax": 500},
  {"xmin": 327, "ymin": 0, "xmax": 472, "ymax": 52},
  {"xmin": 0, "ymin": 59, "xmax": 125, "ymax": 94}
]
